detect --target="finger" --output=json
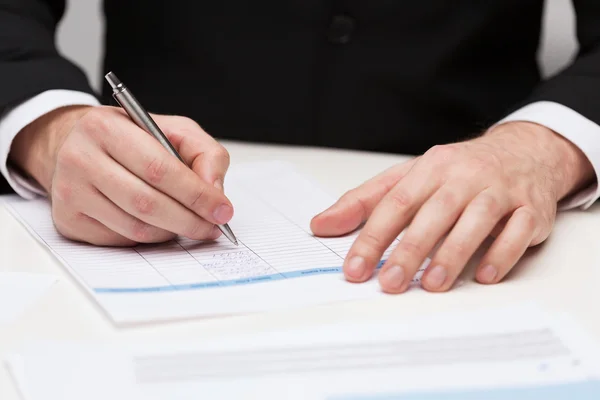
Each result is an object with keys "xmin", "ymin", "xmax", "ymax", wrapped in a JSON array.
[
  {"xmin": 342, "ymin": 164, "xmax": 439, "ymax": 283},
  {"xmin": 378, "ymin": 182, "xmax": 475, "ymax": 294},
  {"xmin": 153, "ymin": 115, "xmax": 230, "ymax": 188},
  {"xmin": 52, "ymin": 205, "xmax": 136, "ymax": 247},
  {"xmin": 55, "ymin": 175, "xmax": 177, "ymax": 244},
  {"xmin": 50, "ymin": 157, "xmax": 136, "ymax": 246},
  {"xmin": 191, "ymin": 143, "xmax": 230, "ymax": 191},
  {"xmin": 81, "ymin": 187, "xmax": 190, "ymax": 244},
  {"xmin": 91, "ymin": 154, "xmax": 223, "ymax": 241},
  {"xmin": 310, "ymin": 158, "xmax": 418, "ymax": 237},
  {"xmin": 475, "ymin": 206, "xmax": 538, "ymax": 284},
  {"xmin": 489, "ymin": 215, "xmax": 510, "ymax": 238},
  {"xmin": 100, "ymin": 118, "xmax": 234, "ymax": 225},
  {"xmin": 423, "ymin": 188, "xmax": 510, "ymax": 292}
]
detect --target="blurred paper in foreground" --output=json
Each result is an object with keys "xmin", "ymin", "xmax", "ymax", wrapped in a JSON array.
[{"xmin": 5, "ymin": 303, "xmax": 600, "ymax": 400}]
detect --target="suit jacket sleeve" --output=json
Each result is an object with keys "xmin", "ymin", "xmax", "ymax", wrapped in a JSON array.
[
  {"xmin": 514, "ymin": 1, "xmax": 600, "ymax": 123},
  {"xmin": 0, "ymin": 0, "xmax": 98, "ymax": 115}
]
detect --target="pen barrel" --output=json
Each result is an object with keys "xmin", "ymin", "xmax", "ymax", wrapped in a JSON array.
[{"xmin": 112, "ymin": 89, "xmax": 186, "ymax": 164}]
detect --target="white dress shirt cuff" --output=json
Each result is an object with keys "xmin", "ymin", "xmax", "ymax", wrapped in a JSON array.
[
  {"xmin": 0, "ymin": 90, "xmax": 100, "ymax": 199},
  {"xmin": 496, "ymin": 101, "xmax": 600, "ymax": 211}
]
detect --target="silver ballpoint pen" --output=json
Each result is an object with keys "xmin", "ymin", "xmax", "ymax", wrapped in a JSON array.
[{"xmin": 105, "ymin": 71, "xmax": 238, "ymax": 246}]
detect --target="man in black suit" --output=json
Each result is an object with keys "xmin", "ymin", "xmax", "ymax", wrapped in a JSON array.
[{"xmin": 0, "ymin": 1, "xmax": 598, "ymax": 294}]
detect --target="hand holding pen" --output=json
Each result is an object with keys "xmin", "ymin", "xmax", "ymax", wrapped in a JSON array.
[
  {"xmin": 106, "ymin": 72, "xmax": 237, "ymax": 245},
  {"xmin": 10, "ymin": 72, "xmax": 236, "ymax": 246}
]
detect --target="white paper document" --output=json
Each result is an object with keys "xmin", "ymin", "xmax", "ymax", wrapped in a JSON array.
[
  {"xmin": 2, "ymin": 162, "xmax": 427, "ymax": 325},
  {"xmin": 5, "ymin": 305, "xmax": 600, "ymax": 400},
  {"xmin": 0, "ymin": 272, "xmax": 57, "ymax": 327}
]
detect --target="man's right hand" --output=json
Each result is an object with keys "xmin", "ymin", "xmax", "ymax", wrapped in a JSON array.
[{"xmin": 9, "ymin": 105, "xmax": 234, "ymax": 246}]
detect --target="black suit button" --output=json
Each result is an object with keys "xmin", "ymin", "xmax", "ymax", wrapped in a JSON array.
[{"xmin": 328, "ymin": 15, "xmax": 355, "ymax": 44}]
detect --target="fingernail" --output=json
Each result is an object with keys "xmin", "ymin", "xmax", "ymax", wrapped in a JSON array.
[
  {"xmin": 426, "ymin": 265, "xmax": 447, "ymax": 290},
  {"xmin": 380, "ymin": 265, "xmax": 405, "ymax": 291},
  {"xmin": 479, "ymin": 264, "xmax": 498, "ymax": 283},
  {"xmin": 213, "ymin": 204, "xmax": 233, "ymax": 224},
  {"xmin": 214, "ymin": 179, "xmax": 224, "ymax": 191},
  {"xmin": 346, "ymin": 256, "xmax": 366, "ymax": 280}
]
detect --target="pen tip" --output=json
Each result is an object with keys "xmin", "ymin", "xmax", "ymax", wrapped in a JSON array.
[{"xmin": 218, "ymin": 224, "xmax": 238, "ymax": 246}]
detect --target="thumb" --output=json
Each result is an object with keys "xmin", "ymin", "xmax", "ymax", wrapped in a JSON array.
[{"xmin": 310, "ymin": 159, "xmax": 417, "ymax": 237}]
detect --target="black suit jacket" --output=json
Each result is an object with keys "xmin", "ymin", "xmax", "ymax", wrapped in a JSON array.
[{"xmin": 1, "ymin": 1, "xmax": 600, "ymax": 194}]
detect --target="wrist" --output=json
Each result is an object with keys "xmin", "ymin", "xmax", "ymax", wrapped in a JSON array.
[
  {"xmin": 485, "ymin": 121, "xmax": 595, "ymax": 202},
  {"xmin": 8, "ymin": 105, "xmax": 92, "ymax": 192}
]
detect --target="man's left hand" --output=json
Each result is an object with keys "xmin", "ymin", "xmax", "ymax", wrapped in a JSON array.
[{"xmin": 310, "ymin": 122, "xmax": 594, "ymax": 293}]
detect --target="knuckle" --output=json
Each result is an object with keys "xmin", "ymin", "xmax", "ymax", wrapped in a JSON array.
[
  {"xmin": 435, "ymin": 189, "xmax": 458, "ymax": 210},
  {"xmin": 425, "ymin": 144, "xmax": 459, "ymax": 162},
  {"xmin": 475, "ymin": 192, "xmax": 503, "ymax": 218},
  {"xmin": 496, "ymin": 236, "xmax": 519, "ymax": 257},
  {"xmin": 176, "ymin": 116, "xmax": 199, "ymax": 129},
  {"xmin": 186, "ymin": 220, "xmax": 212, "ymax": 239},
  {"xmin": 467, "ymin": 157, "xmax": 490, "ymax": 174},
  {"xmin": 102, "ymin": 236, "xmax": 138, "ymax": 247},
  {"xmin": 342, "ymin": 188, "xmax": 368, "ymax": 213},
  {"xmin": 213, "ymin": 145, "xmax": 231, "ymax": 165},
  {"xmin": 145, "ymin": 157, "xmax": 169, "ymax": 185},
  {"xmin": 374, "ymin": 178, "xmax": 395, "ymax": 195},
  {"xmin": 360, "ymin": 229, "xmax": 387, "ymax": 252},
  {"xmin": 56, "ymin": 145, "xmax": 86, "ymax": 171},
  {"xmin": 517, "ymin": 208, "xmax": 538, "ymax": 232},
  {"xmin": 396, "ymin": 239, "xmax": 424, "ymax": 258},
  {"xmin": 388, "ymin": 188, "xmax": 413, "ymax": 211},
  {"xmin": 172, "ymin": 116, "xmax": 203, "ymax": 136},
  {"xmin": 465, "ymin": 154, "xmax": 504, "ymax": 182},
  {"xmin": 341, "ymin": 188, "xmax": 357, "ymax": 202},
  {"xmin": 482, "ymin": 151, "xmax": 503, "ymax": 169},
  {"xmin": 77, "ymin": 108, "xmax": 111, "ymax": 139},
  {"xmin": 446, "ymin": 240, "xmax": 470, "ymax": 261},
  {"xmin": 187, "ymin": 186, "xmax": 208, "ymax": 210},
  {"xmin": 130, "ymin": 219, "xmax": 154, "ymax": 243},
  {"xmin": 132, "ymin": 192, "xmax": 156, "ymax": 215},
  {"xmin": 52, "ymin": 180, "xmax": 73, "ymax": 204}
]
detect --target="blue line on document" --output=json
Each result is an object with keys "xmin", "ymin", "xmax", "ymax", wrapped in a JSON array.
[{"xmin": 93, "ymin": 261, "xmax": 385, "ymax": 294}]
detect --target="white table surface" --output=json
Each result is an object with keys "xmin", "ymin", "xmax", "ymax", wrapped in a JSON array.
[{"xmin": 2, "ymin": 140, "xmax": 600, "ymax": 398}]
